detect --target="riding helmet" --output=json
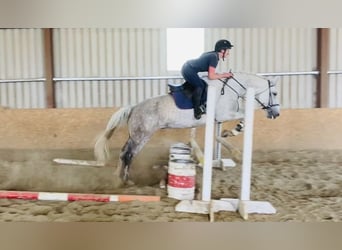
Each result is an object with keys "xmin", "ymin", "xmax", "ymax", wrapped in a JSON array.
[{"xmin": 214, "ymin": 39, "xmax": 234, "ymax": 52}]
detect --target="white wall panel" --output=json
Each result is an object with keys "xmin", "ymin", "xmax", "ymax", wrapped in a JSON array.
[
  {"xmin": 53, "ymin": 28, "xmax": 168, "ymax": 108},
  {"xmin": 0, "ymin": 29, "xmax": 45, "ymax": 108},
  {"xmin": 329, "ymin": 28, "xmax": 342, "ymax": 108},
  {"xmin": 205, "ymin": 28, "xmax": 317, "ymax": 108}
]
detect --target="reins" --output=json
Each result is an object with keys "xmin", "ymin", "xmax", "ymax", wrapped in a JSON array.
[{"xmin": 219, "ymin": 75, "xmax": 279, "ymax": 110}]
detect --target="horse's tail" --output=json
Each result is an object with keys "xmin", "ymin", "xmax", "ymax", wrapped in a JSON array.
[{"xmin": 94, "ymin": 106, "xmax": 132, "ymax": 163}]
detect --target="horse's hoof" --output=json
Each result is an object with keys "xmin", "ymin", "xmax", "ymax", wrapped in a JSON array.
[
  {"xmin": 221, "ymin": 129, "xmax": 232, "ymax": 137},
  {"xmin": 159, "ymin": 179, "xmax": 166, "ymax": 189},
  {"xmin": 125, "ymin": 180, "xmax": 135, "ymax": 186}
]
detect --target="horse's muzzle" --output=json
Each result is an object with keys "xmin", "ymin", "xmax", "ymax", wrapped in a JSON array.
[{"xmin": 266, "ymin": 106, "xmax": 280, "ymax": 119}]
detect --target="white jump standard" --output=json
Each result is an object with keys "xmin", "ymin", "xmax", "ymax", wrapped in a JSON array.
[{"xmin": 176, "ymin": 85, "xmax": 276, "ymax": 221}]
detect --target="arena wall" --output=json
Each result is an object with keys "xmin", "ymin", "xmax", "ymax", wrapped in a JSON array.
[{"xmin": 0, "ymin": 107, "xmax": 341, "ymax": 151}]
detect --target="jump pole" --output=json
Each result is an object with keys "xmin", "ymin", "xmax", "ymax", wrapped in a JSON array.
[
  {"xmin": 176, "ymin": 86, "xmax": 276, "ymax": 221},
  {"xmin": 190, "ymin": 116, "xmax": 236, "ymax": 170},
  {"xmin": 0, "ymin": 190, "xmax": 160, "ymax": 202},
  {"xmin": 53, "ymin": 158, "xmax": 104, "ymax": 167},
  {"xmin": 190, "ymin": 130, "xmax": 236, "ymax": 169}
]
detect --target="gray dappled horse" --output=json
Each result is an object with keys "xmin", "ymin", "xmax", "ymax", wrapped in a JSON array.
[{"xmin": 94, "ymin": 72, "xmax": 280, "ymax": 183}]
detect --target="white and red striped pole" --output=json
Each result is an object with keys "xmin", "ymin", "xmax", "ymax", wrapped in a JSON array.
[{"xmin": 0, "ymin": 190, "xmax": 160, "ymax": 202}]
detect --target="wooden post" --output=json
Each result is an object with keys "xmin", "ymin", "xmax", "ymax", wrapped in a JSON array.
[
  {"xmin": 316, "ymin": 28, "xmax": 329, "ymax": 108},
  {"xmin": 43, "ymin": 28, "xmax": 55, "ymax": 108}
]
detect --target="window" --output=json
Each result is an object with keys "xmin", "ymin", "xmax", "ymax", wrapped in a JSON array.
[{"xmin": 166, "ymin": 28, "xmax": 204, "ymax": 71}]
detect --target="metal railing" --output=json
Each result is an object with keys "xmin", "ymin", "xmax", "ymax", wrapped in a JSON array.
[
  {"xmin": 257, "ymin": 71, "xmax": 320, "ymax": 76},
  {"xmin": 1, "ymin": 70, "xmax": 342, "ymax": 84},
  {"xmin": 0, "ymin": 78, "xmax": 46, "ymax": 83}
]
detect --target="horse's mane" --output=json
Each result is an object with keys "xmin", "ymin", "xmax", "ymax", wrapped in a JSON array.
[
  {"xmin": 202, "ymin": 71, "xmax": 266, "ymax": 80},
  {"xmin": 234, "ymin": 72, "xmax": 266, "ymax": 81},
  {"xmin": 203, "ymin": 72, "xmax": 267, "ymax": 87}
]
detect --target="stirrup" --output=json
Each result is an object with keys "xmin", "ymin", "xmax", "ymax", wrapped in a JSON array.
[{"xmin": 199, "ymin": 104, "xmax": 206, "ymax": 114}]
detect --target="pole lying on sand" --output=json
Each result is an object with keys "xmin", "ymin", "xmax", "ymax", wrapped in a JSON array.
[
  {"xmin": 0, "ymin": 190, "xmax": 160, "ymax": 202},
  {"xmin": 53, "ymin": 158, "xmax": 105, "ymax": 167}
]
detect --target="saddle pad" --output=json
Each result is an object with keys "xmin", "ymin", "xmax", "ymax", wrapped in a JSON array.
[
  {"xmin": 168, "ymin": 82, "xmax": 208, "ymax": 110},
  {"xmin": 169, "ymin": 92, "xmax": 193, "ymax": 109}
]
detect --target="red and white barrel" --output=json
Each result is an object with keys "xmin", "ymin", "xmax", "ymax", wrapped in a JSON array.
[
  {"xmin": 167, "ymin": 159, "xmax": 196, "ymax": 200},
  {"xmin": 169, "ymin": 143, "xmax": 192, "ymax": 160}
]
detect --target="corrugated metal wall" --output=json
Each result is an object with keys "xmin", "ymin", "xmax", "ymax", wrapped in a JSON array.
[
  {"xmin": 53, "ymin": 28, "xmax": 319, "ymax": 109},
  {"xmin": 329, "ymin": 28, "xmax": 342, "ymax": 107},
  {"xmin": 53, "ymin": 28, "xmax": 168, "ymax": 108},
  {"xmin": 0, "ymin": 28, "xmax": 341, "ymax": 109},
  {"xmin": 206, "ymin": 28, "xmax": 318, "ymax": 108},
  {"xmin": 0, "ymin": 29, "xmax": 45, "ymax": 108}
]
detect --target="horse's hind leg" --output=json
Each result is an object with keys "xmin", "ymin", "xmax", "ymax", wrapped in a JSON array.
[
  {"xmin": 118, "ymin": 138, "xmax": 135, "ymax": 181},
  {"xmin": 117, "ymin": 136, "xmax": 149, "ymax": 183}
]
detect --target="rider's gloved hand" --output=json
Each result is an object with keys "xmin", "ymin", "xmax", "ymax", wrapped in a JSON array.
[{"xmin": 222, "ymin": 72, "xmax": 234, "ymax": 79}]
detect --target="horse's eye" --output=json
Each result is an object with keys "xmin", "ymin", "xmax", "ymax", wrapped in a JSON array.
[{"xmin": 272, "ymin": 92, "xmax": 278, "ymax": 96}]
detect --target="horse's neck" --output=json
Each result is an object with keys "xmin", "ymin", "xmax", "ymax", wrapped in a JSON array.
[
  {"xmin": 234, "ymin": 72, "xmax": 267, "ymax": 93},
  {"xmin": 207, "ymin": 73, "xmax": 266, "ymax": 122},
  {"xmin": 204, "ymin": 73, "xmax": 265, "ymax": 94}
]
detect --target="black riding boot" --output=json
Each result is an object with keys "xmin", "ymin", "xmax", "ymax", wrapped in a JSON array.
[{"xmin": 192, "ymin": 93, "xmax": 205, "ymax": 120}]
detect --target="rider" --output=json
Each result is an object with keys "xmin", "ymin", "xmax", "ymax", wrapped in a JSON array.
[{"xmin": 181, "ymin": 39, "xmax": 234, "ymax": 119}]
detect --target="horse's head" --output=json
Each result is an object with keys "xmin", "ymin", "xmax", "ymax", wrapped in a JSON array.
[
  {"xmin": 203, "ymin": 72, "xmax": 280, "ymax": 120},
  {"xmin": 254, "ymin": 76, "xmax": 280, "ymax": 119}
]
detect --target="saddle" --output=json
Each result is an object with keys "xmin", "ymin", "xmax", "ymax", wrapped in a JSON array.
[{"xmin": 168, "ymin": 81, "xmax": 207, "ymax": 109}]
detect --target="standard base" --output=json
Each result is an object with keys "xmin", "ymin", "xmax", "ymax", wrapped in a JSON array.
[
  {"xmin": 175, "ymin": 198, "xmax": 276, "ymax": 221},
  {"xmin": 197, "ymin": 159, "xmax": 236, "ymax": 169},
  {"xmin": 218, "ymin": 158, "xmax": 236, "ymax": 169}
]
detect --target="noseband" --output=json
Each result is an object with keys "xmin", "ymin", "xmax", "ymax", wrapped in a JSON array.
[{"xmin": 219, "ymin": 76, "xmax": 279, "ymax": 111}]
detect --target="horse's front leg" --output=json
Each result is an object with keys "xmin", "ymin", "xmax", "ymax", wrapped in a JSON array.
[{"xmin": 221, "ymin": 119, "xmax": 245, "ymax": 137}]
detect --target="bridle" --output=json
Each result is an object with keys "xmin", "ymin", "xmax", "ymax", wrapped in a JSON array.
[{"xmin": 219, "ymin": 76, "xmax": 280, "ymax": 111}]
